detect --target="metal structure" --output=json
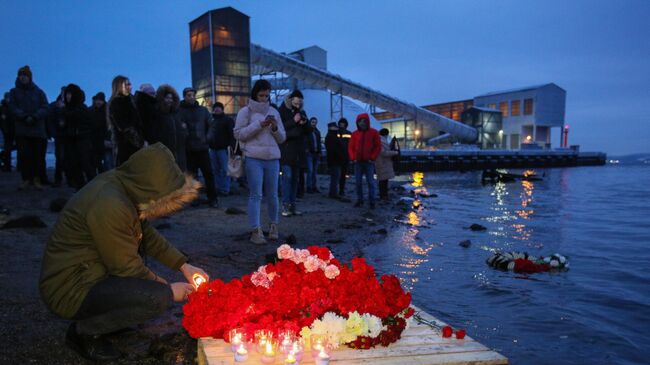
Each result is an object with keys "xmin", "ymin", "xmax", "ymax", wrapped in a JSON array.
[{"xmin": 250, "ymin": 43, "xmax": 478, "ymax": 143}]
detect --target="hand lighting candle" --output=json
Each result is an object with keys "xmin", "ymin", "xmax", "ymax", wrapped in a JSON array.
[{"xmin": 234, "ymin": 344, "xmax": 248, "ymax": 362}]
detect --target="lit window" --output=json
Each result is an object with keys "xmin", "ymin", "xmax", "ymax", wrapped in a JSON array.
[
  {"xmin": 488, "ymin": 103, "xmax": 497, "ymax": 110},
  {"xmin": 499, "ymin": 102, "xmax": 508, "ymax": 117},
  {"xmin": 524, "ymin": 98, "xmax": 533, "ymax": 115},
  {"xmin": 511, "ymin": 100, "xmax": 521, "ymax": 116}
]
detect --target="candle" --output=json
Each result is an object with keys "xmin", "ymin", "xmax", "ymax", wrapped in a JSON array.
[
  {"xmin": 314, "ymin": 348, "xmax": 330, "ymax": 365},
  {"xmin": 230, "ymin": 332, "xmax": 243, "ymax": 352},
  {"xmin": 310, "ymin": 338, "xmax": 324, "ymax": 358},
  {"xmin": 284, "ymin": 351, "xmax": 298, "ymax": 365},
  {"xmin": 291, "ymin": 341, "xmax": 304, "ymax": 361},
  {"xmin": 192, "ymin": 273, "xmax": 206, "ymax": 288},
  {"xmin": 260, "ymin": 342, "xmax": 276, "ymax": 364},
  {"xmin": 234, "ymin": 344, "xmax": 248, "ymax": 362}
]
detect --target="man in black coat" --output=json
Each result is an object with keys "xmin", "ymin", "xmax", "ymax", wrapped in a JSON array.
[
  {"xmin": 278, "ymin": 90, "xmax": 311, "ymax": 216},
  {"xmin": 47, "ymin": 87, "xmax": 67, "ymax": 186},
  {"xmin": 207, "ymin": 102, "xmax": 235, "ymax": 196},
  {"xmin": 135, "ymin": 84, "xmax": 157, "ymax": 145},
  {"xmin": 177, "ymin": 87, "xmax": 217, "ymax": 208},
  {"xmin": 62, "ymin": 84, "xmax": 95, "ymax": 190},
  {"xmin": 8, "ymin": 65, "xmax": 49, "ymax": 190},
  {"xmin": 88, "ymin": 92, "xmax": 109, "ymax": 173},
  {"xmin": 306, "ymin": 117, "xmax": 322, "ymax": 193},
  {"xmin": 337, "ymin": 118, "xmax": 352, "ymax": 196},
  {"xmin": 324, "ymin": 122, "xmax": 347, "ymax": 199}
]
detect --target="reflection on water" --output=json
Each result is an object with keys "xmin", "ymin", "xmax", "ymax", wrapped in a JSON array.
[
  {"xmin": 515, "ymin": 180, "xmax": 535, "ymax": 220},
  {"xmin": 412, "ymin": 171, "xmax": 424, "ymax": 187}
]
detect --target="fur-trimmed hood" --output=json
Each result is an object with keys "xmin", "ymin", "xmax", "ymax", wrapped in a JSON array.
[
  {"xmin": 155, "ymin": 84, "xmax": 180, "ymax": 114},
  {"xmin": 137, "ymin": 174, "xmax": 201, "ymax": 220}
]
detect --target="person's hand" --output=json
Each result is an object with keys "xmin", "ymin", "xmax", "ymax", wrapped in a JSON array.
[
  {"xmin": 170, "ymin": 282, "xmax": 195, "ymax": 302},
  {"xmin": 260, "ymin": 119, "xmax": 271, "ymax": 128},
  {"xmin": 180, "ymin": 263, "xmax": 210, "ymax": 287}
]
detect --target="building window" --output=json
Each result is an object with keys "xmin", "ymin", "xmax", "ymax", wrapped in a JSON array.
[
  {"xmin": 524, "ymin": 98, "xmax": 533, "ymax": 115},
  {"xmin": 511, "ymin": 100, "xmax": 521, "ymax": 116},
  {"xmin": 488, "ymin": 103, "xmax": 497, "ymax": 110},
  {"xmin": 499, "ymin": 102, "xmax": 508, "ymax": 117}
]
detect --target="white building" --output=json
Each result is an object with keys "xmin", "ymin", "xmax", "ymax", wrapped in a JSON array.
[{"xmin": 473, "ymin": 83, "xmax": 566, "ymax": 150}]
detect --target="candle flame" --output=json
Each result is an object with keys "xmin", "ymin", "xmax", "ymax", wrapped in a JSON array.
[
  {"xmin": 265, "ymin": 342, "xmax": 273, "ymax": 354},
  {"xmin": 192, "ymin": 273, "xmax": 206, "ymax": 288},
  {"xmin": 318, "ymin": 348, "xmax": 329, "ymax": 358}
]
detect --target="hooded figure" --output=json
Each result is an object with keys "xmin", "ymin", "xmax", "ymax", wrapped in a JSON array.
[
  {"xmin": 40, "ymin": 143, "xmax": 208, "ymax": 361},
  {"xmin": 63, "ymin": 83, "xmax": 96, "ymax": 189},
  {"xmin": 348, "ymin": 113, "xmax": 381, "ymax": 208},
  {"xmin": 153, "ymin": 84, "xmax": 185, "ymax": 170}
]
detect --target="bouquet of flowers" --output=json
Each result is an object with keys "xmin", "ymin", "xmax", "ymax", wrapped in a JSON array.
[{"xmin": 183, "ymin": 244, "xmax": 414, "ymax": 349}]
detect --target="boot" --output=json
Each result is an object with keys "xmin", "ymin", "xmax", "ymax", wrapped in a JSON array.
[
  {"xmin": 268, "ymin": 223, "xmax": 279, "ymax": 240},
  {"xmin": 65, "ymin": 323, "xmax": 121, "ymax": 361},
  {"xmin": 250, "ymin": 227, "xmax": 267, "ymax": 245},
  {"xmin": 281, "ymin": 204, "xmax": 292, "ymax": 217},
  {"xmin": 289, "ymin": 204, "xmax": 302, "ymax": 216}
]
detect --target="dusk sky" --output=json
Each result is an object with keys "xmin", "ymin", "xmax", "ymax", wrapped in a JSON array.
[{"xmin": 1, "ymin": 0, "xmax": 648, "ymax": 155}]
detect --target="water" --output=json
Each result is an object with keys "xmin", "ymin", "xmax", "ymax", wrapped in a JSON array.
[{"xmin": 363, "ymin": 166, "xmax": 650, "ymax": 364}]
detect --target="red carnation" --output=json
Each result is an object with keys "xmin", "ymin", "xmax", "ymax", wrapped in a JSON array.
[
  {"xmin": 442, "ymin": 326, "xmax": 453, "ymax": 338},
  {"xmin": 455, "ymin": 329, "xmax": 466, "ymax": 339}
]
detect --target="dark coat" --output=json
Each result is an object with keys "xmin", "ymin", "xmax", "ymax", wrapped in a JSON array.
[
  {"xmin": 338, "ymin": 127, "xmax": 352, "ymax": 163},
  {"xmin": 308, "ymin": 127, "xmax": 322, "ymax": 154},
  {"xmin": 325, "ymin": 129, "xmax": 347, "ymax": 167},
  {"xmin": 177, "ymin": 101, "xmax": 211, "ymax": 152},
  {"xmin": 63, "ymin": 84, "xmax": 92, "ymax": 138},
  {"xmin": 207, "ymin": 112, "xmax": 235, "ymax": 150},
  {"xmin": 88, "ymin": 104, "xmax": 108, "ymax": 153},
  {"xmin": 278, "ymin": 96, "xmax": 311, "ymax": 166},
  {"xmin": 47, "ymin": 99, "xmax": 66, "ymax": 139},
  {"xmin": 8, "ymin": 79, "xmax": 48, "ymax": 139},
  {"xmin": 109, "ymin": 94, "xmax": 144, "ymax": 149},
  {"xmin": 153, "ymin": 85, "xmax": 187, "ymax": 171},
  {"xmin": 135, "ymin": 91, "xmax": 157, "ymax": 144}
]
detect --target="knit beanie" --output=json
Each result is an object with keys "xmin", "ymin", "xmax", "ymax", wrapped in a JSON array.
[{"xmin": 17, "ymin": 65, "xmax": 32, "ymax": 80}]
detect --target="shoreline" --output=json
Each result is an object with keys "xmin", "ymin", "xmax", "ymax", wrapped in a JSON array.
[{"xmin": 0, "ymin": 170, "xmax": 409, "ymax": 364}]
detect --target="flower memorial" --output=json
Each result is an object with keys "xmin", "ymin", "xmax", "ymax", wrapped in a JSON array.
[{"xmin": 182, "ymin": 244, "xmax": 414, "ymax": 350}]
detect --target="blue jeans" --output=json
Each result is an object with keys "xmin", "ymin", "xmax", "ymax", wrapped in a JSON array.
[
  {"xmin": 281, "ymin": 164, "xmax": 300, "ymax": 205},
  {"xmin": 306, "ymin": 153, "xmax": 320, "ymax": 191},
  {"xmin": 354, "ymin": 161, "xmax": 376, "ymax": 203},
  {"xmin": 245, "ymin": 157, "xmax": 280, "ymax": 229},
  {"xmin": 209, "ymin": 148, "xmax": 230, "ymax": 194},
  {"xmin": 328, "ymin": 165, "xmax": 341, "ymax": 197}
]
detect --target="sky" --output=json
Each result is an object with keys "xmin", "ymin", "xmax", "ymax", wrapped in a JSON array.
[{"xmin": 1, "ymin": 0, "xmax": 648, "ymax": 155}]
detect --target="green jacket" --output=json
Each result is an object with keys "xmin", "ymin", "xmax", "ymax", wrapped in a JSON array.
[{"xmin": 39, "ymin": 143, "xmax": 188, "ymax": 319}]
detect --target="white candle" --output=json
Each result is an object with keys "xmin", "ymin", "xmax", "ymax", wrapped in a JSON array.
[
  {"xmin": 284, "ymin": 351, "xmax": 298, "ymax": 364},
  {"xmin": 234, "ymin": 344, "xmax": 248, "ymax": 362},
  {"xmin": 314, "ymin": 348, "xmax": 330, "ymax": 365},
  {"xmin": 261, "ymin": 342, "xmax": 276, "ymax": 364}
]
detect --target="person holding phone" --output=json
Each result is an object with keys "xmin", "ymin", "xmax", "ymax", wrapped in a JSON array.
[{"xmin": 234, "ymin": 79, "xmax": 286, "ymax": 244}]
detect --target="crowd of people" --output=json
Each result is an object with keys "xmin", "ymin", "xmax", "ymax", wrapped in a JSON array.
[
  {"xmin": 0, "ymin": 66, "xmax": 403, "ymax": 361},
  {"xmin": 1, "ymin": 67, "xmax": 402, "ymax": 243}
]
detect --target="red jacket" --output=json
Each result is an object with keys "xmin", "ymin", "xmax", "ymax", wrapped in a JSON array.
[{"xmin": 348, "ymin": 128, "xmax": 381, "ymax": 162}]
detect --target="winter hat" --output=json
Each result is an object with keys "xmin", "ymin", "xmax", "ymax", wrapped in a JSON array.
[
  {"xmin": 92, "ymin": 92, "xmax": 106, "ymax": 101},
  {"xmin": 17, "ymin": 65, "xmax": 32, "ymax": 79},
  {"xmin": 289, "ymin": 89, "xmax": 304, "ymax": 99},
  {"xmin": 139, "ymin": 84, "xmax": 156, "ymax": 97},
  {"xmin": 212, "ymin": 102, "xmax": 224, "ymax": 111},
  {"xmin": 338, "ymin": 117, "xmax": 348, "ymax": 127},
  {"xmin": 356, "ymin": 113, "xmax": 370, "ymax": 123},
  {"xmin": 327, "ymin": 122, "xmax": 338, "ymax": 129},
  {"xmin": 182, "ymin": 87, "xmax": 196, "ymax": 96},
  {"xmin": 379, "ymin": 128, "xmax": 389, "ymax": 136}
]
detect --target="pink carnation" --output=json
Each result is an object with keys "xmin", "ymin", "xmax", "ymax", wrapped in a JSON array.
[
  {"xmin": 324, "ymin": 265, "xmax": 340, "ymax": 279},
  {"xmin": 304, "ymin": 256, "xmax": 321, "ymax": 272},
  {"xmin": 294, "ymin": 249, "xmax": 311, "ymax": 264},
  {"xmin": 251, "ymin": 271, "xmax": 270, "ymax": 288},
  {"xmin": 277, "ymin": 244, "xmax": 295, "ymax": 260}
]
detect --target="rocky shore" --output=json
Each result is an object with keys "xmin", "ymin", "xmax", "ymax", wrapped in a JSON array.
[{"xmin": 0, "ymin": 170, "xmax": 414, "ymax": 364}]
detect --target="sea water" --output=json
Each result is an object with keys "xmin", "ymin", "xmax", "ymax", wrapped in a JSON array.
[{"xmin": 364, "ymin": 165, "xmax": 650, "ymax": 365}]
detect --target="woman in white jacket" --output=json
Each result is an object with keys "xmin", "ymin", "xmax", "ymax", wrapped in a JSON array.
[{"xmin": 234, "ymin": 80, "xmax": 286, "ymax": 244}]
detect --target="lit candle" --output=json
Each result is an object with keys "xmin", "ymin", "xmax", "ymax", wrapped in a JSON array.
[
  {"xmin": 314, "ymin": 348, "xmax": 330, "ymax": 365},
  {"xmin": 261, "ymin": 342, "xmax": 276, "ymax": 364},
  {"xmin": 192, "ymin": 273, "xmax": 206, "ymax": 288},
  {"xmin": 311, "ymin": 339, "xmax": 324, "ymax": 358},
  {"xmin": 234, "ymin": 344, "xmax": 248, "ymax": 362},
  {"xmin": 284, "ymin": 351, "xmax": 298, "ymax": 365},
  {"xmin": 291, "ymin": 341, "xmax": 303, "ymax": 361},
  {"xmin": 230, "ymin": 332, "xmax": 243, "ymax": 352}
]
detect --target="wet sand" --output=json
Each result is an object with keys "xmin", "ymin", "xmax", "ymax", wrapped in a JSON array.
[{"xmin": 0, "ymin": 170, "xmax": 408, "ymax": 364}]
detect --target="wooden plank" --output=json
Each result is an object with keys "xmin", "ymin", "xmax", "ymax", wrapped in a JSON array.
[{"xmin": 198, "ymin": 306, "xmax": 508, "ymax": 365}]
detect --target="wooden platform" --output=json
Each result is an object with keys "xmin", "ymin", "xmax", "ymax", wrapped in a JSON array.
[{"xmin": 197, "ymin": 307, "xmax": 508, "ymax": 365}]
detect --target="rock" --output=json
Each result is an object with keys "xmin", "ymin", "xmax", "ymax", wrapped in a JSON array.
[
  {"xmin": 224, "ymin": 207, "xmax": 246, "ymax": 215},
  {"xmin": 326, "ymin": 238, "xmax": 344, "ymax": 244},
  {"xmin": 459, "ymin": 240, "xmax": 472, "ymax": 248},
  {"xmin": 469, "ymin": 223, "xmax": 487, "ymax": 231},
  {"xmin": 1, "ymin": 215, "xmax": 47, "ymax": 229},
  {"xmin": 155, "ymin": 223, "xmax": 172, "ymax": 230},
  {"xmin": 375, "ymin": 228, "xmax": 388, "ymax": 235},
  {"xmin": 49, "ymin": 197, "xmax": 68, "ymax": 212}
]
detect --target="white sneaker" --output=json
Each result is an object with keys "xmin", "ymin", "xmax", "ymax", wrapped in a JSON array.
[
  {"xmin": 268, "ymin": 224, "xmax": 279, "ymax": 240},
  {"xmin": 250, "ymin": 227, "xmax": 267, "ymax": 245}
]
